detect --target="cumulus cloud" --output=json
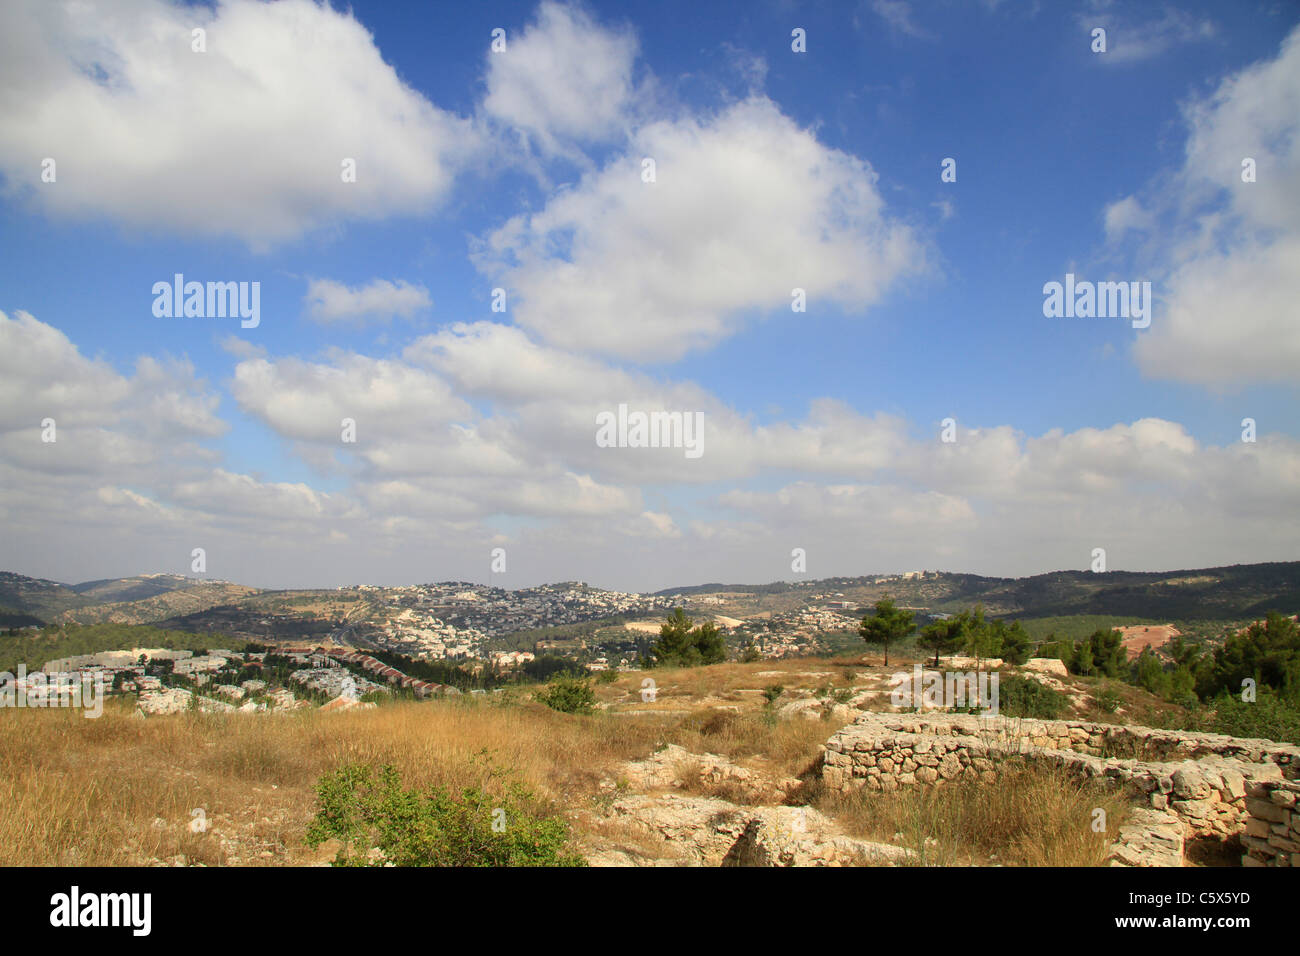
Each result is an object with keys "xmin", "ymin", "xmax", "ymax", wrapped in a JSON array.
[
  {"xmin": 482, "ymin": 1, "xmax": 638, "ymax": 156},
  {"xmin": 4, "ymin": 307, "xmax": 1299, "ymax": 588},
  {"xmin": 0, "ymin": 309, "xmax": 224, "ymax": 451},
  {"xmin": 303, "ymin": 278, "xmax": 432, "ymax": 324},
  {"xmin": 474, "ymin": 97, "xmax": 926, "ymax": 360},
  {"xmin": 0, "ymin": 0, "xmax": 481, "ymax": 247},
  {"xmin": 1122, "ymin": 26, "xmax": 1300, "ymax": 385},
  {"xmin": 230, "ymin": 352, "xmax": 471, "ymax": 444}
]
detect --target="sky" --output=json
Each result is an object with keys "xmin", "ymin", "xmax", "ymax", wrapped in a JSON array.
[{"xmin": 1, "ymin": 0, "xmax": 1298, "ymax": 593}]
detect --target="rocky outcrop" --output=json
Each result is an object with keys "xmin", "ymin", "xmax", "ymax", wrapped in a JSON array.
[
  {"xmin": 586, "ymin": 793, "xmax": 913, "ymax": 867},
  {"xmin": 611, "ymin": 744, "xmax": 800, "ymax": 802},
  {"xmin": 723, "ymin": 806, "xmax": 915, "ymax": 867},
  {"xmin": 1022, "ymin": 658, "xmax": 1070, "ymax": 678}
]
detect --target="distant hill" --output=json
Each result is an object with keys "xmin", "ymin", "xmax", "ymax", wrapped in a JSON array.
[
  {"xmin": 0, "ymin": 572, "xmax": 257, "ymax": 625},
  {"xmin": 55, "ymin": 582, "xmax": 261, "ymax": 626},
  {"xmin": 654, "ymin": 581, "xmax": 805, "ymax": 597},
  {"xmin": 3, "ymin": 560, "xmax": 1297, "ymax": 628},
  {"xmin": 0, "ymin": 572, "xmax": 87, "ymax": 621},
  {"xmin": 67, "ymin": 573, "xmax": 198, "ymax": 604},
  {"xmin": 658, "ymin": 562, "xmax": 1300, "ymax": 621},
  {"xmin": 0, "ymin": 605, "xmax": 45, "ymax": 628}
]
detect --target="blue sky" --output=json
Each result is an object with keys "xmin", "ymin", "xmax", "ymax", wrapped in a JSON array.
[{"xmin": 1, "ymin": 0, "xmax": 1298, "ymax": 591}]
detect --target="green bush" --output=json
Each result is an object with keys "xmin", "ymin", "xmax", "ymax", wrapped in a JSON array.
[
  {"xmin": 996, "ymin": 675, "xmax": 1068, "ymax": 719},
  {"xmin": 1205, "ymin": 691, "xmax": 1300, "ymax": 745},
  {"xmin": 305, "ymin": 763, "xmax": 586, "ymax": 867},
  {"xmin": 534, "ymin": 674, "xmax": 596, "ymax": 714},
  {"xmin": 1094, "ymin": 684, "xmax": 1122, "ymax": 714}
]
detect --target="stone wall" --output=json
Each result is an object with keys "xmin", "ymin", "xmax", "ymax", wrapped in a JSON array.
[
  {"xmin": 1241, "ymin": 778, "xmax": 1300, "ymax": 866},
  {"xmin": 821, "ymin": 712, "xmax": 1300, "ymax": 865}
]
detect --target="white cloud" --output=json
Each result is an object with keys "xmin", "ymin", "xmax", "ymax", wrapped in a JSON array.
[
  {"xmin": 482, "ymin": 1, "xmax": 638, "ymax": 156},
  {"xmin": 475, "ymin": 97, "xmax": 927, "ymax": 360},
  {"xmin": 170, "ymin": 469, "xmax": 335, "ymax": 522},
  {"xmin": 1136, "ymin": 238, "xmax": 1300, "ymax": 384},
  {"xmin": 303, "ymin": 278, "xmax": 432, "ymax": 325},
  {"xmin": 7, "ymin": 309, "xmax": 1297, "ymax": 591},
  {"xmin": 230, "ymin": 352, "xmax": 470, "ymax": 444},
  {"xmin": 1102, "ymin": 195, "xmax": 1153, "ymax": 239},
  {"xmin": 1081, "ymin": 3, "xmax": 1216, "ymax": 64},
  {"xmin": 0, "ymin": 309, "xmax": 225, "ymax": 454},
  {"xmin": 0, "ymin": 0, "xmax": 481, "ymax": 247},
  {"xmin": 1125, "ymin": 26, "xmax": 1300, "ymax": 385}
]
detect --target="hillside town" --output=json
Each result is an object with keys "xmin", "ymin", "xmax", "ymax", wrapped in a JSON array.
[{"xmin": 3, "ymin": 644, "xmax": 462, "ymax": 717}]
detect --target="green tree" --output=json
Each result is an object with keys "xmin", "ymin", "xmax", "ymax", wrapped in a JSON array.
[
  {"xmin": 1072, "ymin": 641, "xmax": 1096, "ymax": 676},
  {"xmin": 963, "ymin": 608, "xmax": 1002, "ymax": 670},
  {"xmin": 1133, "ymin": 647, "xmax": 1170, "ymax": 697},
  {"xmin": 999, "ymin": 621, "xmax": 1032, "ymax": 665},
  {"xmin": 1198, "ymin": 612, "xmax": 1300, "ymax": 703},
  {"xmin": 858, "ymin": 599, "xmax": 915, "ymax": 667},
  {"xmin": 918, "ymin": 615, "xmax": 966, "ymax": 667},
  {"xmin": 652, "ymin": 608, "xmax": 726, "ymax": 667},
  {"xmin": 1085, "ymin": 628, "xmax": 1128, "ymax": 678}
]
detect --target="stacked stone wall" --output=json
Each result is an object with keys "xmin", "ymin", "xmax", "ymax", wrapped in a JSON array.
[
  {"xmin": 1241, "ymin": 778, "xmax": 1300, "ymax": 866},
  {"xmin": 821, "ymin": 712, "xmax": 1300, "ymax": 865}
]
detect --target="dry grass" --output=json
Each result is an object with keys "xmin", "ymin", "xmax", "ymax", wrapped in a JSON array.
[
  {"xmin": 0, "ymin": 697, "xmax": 646, "ymax": 865},
  {"xmin": 0, "ymin": 690, "xmax": 834, "ymax": 865},
  {"xmin": 811, "ymin": 762, "xmax": 1132, "ymax": 866},
  {"xmin": 0, "ymin": 656, "xmax": 1162, "ymax": 866}
]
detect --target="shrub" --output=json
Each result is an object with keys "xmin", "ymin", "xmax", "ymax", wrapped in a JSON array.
[
  {"xmin": 762, "ymin": 684, "xmax": 784, "ymax": 705},
  {"xmin": 996, "ymin": 675, "xmax": 1067, "ymax": 719},
  {"xmin": 1094, "ymin": 684, "xmax": 1121, "ymax": 714},
  {"xmin": 305, "ymin": 763, "xmax": 586, "ymax": 867},
  {"xmin": 1205, "ymin": 691, "xmax": 1300, "ymax": 745},
  {"xmin": 535, "ymin": 674, "xmax": 596, "ymax": 715}
]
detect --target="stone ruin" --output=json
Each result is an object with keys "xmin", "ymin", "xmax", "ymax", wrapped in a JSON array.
[{"xmin": 821, "ymin": 711, "xmax": 1300, "ymax": 866}]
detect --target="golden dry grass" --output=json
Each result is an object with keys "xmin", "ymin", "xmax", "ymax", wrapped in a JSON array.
[
  {"xmin": 811, "ymin": 762, "xmax": 1132, "ymax": 866},
  {"xmin": 0, "ymin": 657, "xmax": 1154, "ymax": 867},
  {"xmin": 0, "ymin": 690, "xmax": 835, "ymax": 866}
]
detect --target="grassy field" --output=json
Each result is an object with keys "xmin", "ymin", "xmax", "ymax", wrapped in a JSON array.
[{"xmin": 0, "ymin": 655, "xmax": 1152, "ymax": 867}]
